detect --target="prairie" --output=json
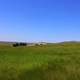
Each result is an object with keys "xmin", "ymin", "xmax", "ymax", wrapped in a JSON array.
[{"xmin": 0, "ymin": 42, "xmax": 80, "ymax": 80}]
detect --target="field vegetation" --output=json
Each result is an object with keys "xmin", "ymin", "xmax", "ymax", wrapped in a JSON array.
[{"xmin": 0, "ymin": 41, "xmax": 80, "ymax": 80}]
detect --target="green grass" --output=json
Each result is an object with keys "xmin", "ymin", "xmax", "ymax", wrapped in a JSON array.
[{"xmin": 0, "ymin": 42, "xmax": 80, "ymax": 80}]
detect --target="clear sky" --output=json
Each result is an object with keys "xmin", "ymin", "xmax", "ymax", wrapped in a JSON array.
[{"xmin": 0, "ymin": 0, "xmax": 80, "ymax": 42}]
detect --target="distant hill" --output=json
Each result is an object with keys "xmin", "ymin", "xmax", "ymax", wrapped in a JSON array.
[
  {"xmin": 0, "ymin": 41, "xmax": 80, "ymax": 48},
  {"xmin": 47, "ymin": 41, "xmax": 80, "ymax": 47}
]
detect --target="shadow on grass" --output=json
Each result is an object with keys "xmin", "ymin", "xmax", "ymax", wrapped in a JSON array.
[
  {"xmin": 19, "ymin": 62, "xmax": 67, "ymax": 80},
  {"xmin": 19, "ymin": 61, "xmax": 80, "ymax": 80}
]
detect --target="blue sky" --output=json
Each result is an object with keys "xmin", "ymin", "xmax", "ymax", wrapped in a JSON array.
[{"xmin": 0, "ymin": 0, "xmax": 80, "ymax": 42}]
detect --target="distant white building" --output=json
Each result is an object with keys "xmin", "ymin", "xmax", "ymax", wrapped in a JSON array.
[
  {"xmin": 27, "ymin": 43, "xmax": 36, "ymax": 46},
  {"xmin": 27, "ymin": 42, "xmax": 47, "ymax": 46},
  {"xmin": 36, "ymin": 42, "xmax": 47, "ymax": 45}
]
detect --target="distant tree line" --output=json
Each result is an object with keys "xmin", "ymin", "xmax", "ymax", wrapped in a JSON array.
[
  {"xmin": 13, "ymin": 42, "xmax": 47, "ymax": 47},
  {"xmin": 13, "ymin": 42, "xmax": 27, "ymax": 47}
]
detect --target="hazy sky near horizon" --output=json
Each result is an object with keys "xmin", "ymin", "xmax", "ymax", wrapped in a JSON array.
[{"xmin": 0, "ymin": 0, "xmax": 80, "ymax": 42}]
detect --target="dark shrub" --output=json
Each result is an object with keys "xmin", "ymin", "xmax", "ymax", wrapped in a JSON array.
[
  {"xmin": 20, "ymin": 43, "xmax": 27, "ymax": 46},
  {"xmin": 13, "ymin": 42, "xmax": 27, "ymax": 47},
  {"xmin": 13, "ymin": 43, "xmax": 19, "ymax": 47},
  {"xmin": 13, "ymin": 44, "xmax": 16, "ymax": 47}
]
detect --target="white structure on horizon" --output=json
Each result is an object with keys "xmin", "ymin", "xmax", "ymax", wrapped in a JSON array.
[
  {"xmin": 27, "ymin": 42, "xmax": 47, "ymax": 46},
  {"xmin": 37, "ymin": 42, "xmax": 47, "ymax": 45}
]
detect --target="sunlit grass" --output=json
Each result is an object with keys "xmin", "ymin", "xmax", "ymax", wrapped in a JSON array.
[{"xmin": 0, "ymin": 42, "xmax": 80, "ymax": 80}]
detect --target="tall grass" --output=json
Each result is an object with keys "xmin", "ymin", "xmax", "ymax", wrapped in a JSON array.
[{"xmin": 0, "ymin": 42, "xmax": 80, "ymax": 80}]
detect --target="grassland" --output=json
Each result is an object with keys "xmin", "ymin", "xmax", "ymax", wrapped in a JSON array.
[{"xmin": 0, "ymin": 41, "xmax": 80, "ymax": 80}]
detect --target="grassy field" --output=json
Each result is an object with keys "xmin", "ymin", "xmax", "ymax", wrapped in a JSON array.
[{"xmin": 0, "ymin": 42, "xmax": 80, "ymax": 80}]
